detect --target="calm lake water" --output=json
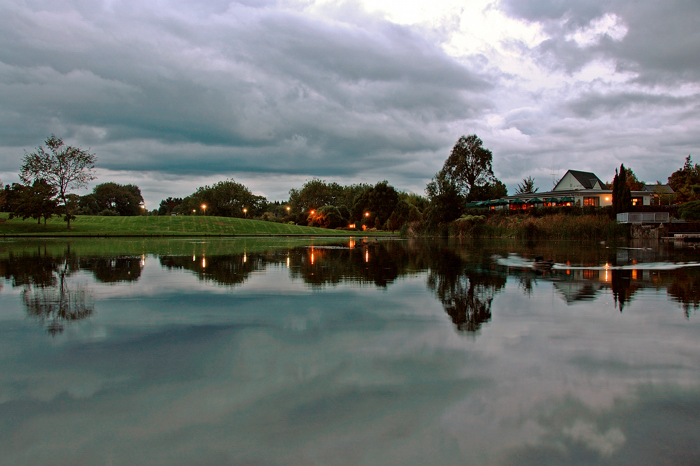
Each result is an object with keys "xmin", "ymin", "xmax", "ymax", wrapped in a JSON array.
[{"xmin": 1, "ymin": 237, "xmax": 699, "ymax": 465}]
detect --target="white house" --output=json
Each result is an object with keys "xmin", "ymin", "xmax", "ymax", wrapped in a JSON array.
[{"xmin": 487, "ymin": 169, "xmax": 653, "ymax": 209}]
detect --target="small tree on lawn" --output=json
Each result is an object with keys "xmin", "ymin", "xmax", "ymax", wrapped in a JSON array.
[{"xmin": 20, "ymin": 135, "xmax": 96, "ymax": 229}]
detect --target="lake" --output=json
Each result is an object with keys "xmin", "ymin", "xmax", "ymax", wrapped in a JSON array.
[{"xmin": 0, "ymin": 237, "xmax": 698, "ymax": 465}]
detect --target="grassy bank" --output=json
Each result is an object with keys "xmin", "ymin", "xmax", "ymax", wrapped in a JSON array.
[
  {"xmin": 451, "ymin": 213, "xmax": 627, "ymax": 240},
  {"xmin": 0, "ymin": 213, "xmax": 394, "ymax": 237}
]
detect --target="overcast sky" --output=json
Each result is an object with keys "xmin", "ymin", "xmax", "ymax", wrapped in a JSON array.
[{"xmin": 1, "ymin": 0, "xmax": 698, "ymax": 207}]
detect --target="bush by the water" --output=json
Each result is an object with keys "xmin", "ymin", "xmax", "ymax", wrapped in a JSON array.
[
  {"xmin": 678, "ymin": 201, "xmax": 700, "ymax": 220},
  {"xmin": 448, "ymin": 212, "xmax": 626, "ymax": 240}
]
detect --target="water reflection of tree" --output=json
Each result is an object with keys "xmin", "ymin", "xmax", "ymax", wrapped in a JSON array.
[
  {"xmin": 22, "ymin": 266, "xmax": 93, "ymax": 335},
  {"xmin": 159, "ymin": 254, "xmax": 261, "ymax": 286},
  {"xmin": 667, "ymin": 268, "xmax": 700, "ymax": 318},
  {"xmin": 290, "ymin": 242, "xmax": 409, "ymax": 288},
  {"xmin": 426, "ymin": 247, "xmax": 506, "ymax": 332},
  {"xmin": 79, "ymin": 256, "xmax": 143, "ymax": 283},
  {"xmin": 611, "ymin": 269, "xmax": 642, "ymax": 312},
  {"xmin": 1, "ymin": 249, "xmax": 94, "ymax": 335}
]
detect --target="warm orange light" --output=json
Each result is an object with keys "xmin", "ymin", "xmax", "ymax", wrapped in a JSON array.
[
  {"xmin": 364, "ymin": 212, "xmax": 370, "ymax": 217},
  {"xmin": 310, "ymin": 210, "xmax": 315, "ymax": 215},
  {"xmin": 286, "ymin": 206, "xmax": 290, "ymax": 211},
  {"xmin": 201, "ymin": 204, "xmax": 207, "ymax": 210},
  {"xmin": 349, "ymin": 239, "xmax": 355, "ymax": 249},
  {"xmin": 632, "ymin": 269, "xmax": 638, "ymax": 280},
  {"xmin": 311, "ymin": 252, "xmax": 315, "ymax": 264},
  {"xmin": 365, "ymin": 250, "xmax": 369, "ymax": 262},
  {"xmin": 605, "ymin": 197, "xmax": 610, "ymax": 201}
]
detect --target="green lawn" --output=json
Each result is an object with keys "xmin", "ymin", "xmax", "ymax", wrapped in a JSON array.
[{"xmin": 0, "ymin": 213, "xmax": 395, "ymax": 237}]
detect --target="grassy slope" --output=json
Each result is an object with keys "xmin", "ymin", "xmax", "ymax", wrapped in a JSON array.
[{"xmin": 0, "ymin": 213, "xmax": 392, "ymax": 237}]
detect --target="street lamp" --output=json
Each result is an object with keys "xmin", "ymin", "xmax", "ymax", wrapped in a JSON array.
[
  {"xmin": 201, "ymin": 204, "xmax": 207, "ymax": 215},
  {"xmin": 364, "ymin": 211, "xmax": 370, "ymax": 217},
  {"xmin": 243, "ymin": 208, "xmax": 247, "ymax": 218}
]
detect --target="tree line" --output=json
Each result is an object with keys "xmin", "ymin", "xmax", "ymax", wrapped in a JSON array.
[{"xmin": 1, "ymin": 134, "xmax": 695, "ymax": 230}]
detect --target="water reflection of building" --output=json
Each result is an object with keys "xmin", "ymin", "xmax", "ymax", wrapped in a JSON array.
[{"xmin": 540, "ymin": 268, "xmax": 658, "ymax": 311}]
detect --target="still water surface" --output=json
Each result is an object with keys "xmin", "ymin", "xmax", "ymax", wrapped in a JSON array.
[{"xmin": 0, "ymin": 237, "xmax": 699, "ymax": 465}]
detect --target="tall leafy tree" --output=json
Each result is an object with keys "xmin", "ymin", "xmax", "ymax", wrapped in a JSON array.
[
  {"xmin": 81, "ymin": 182, "xmax": 144, "ymax": 216},
  {"xmin": 613, "ymin": 164, "xmax": 632, "ymax": 213},
  {"xmin": 352, "ymin": 181, "xmax": 399, "ymax": 229},
  {"xmin": 623, "ymin": 167, "xmax": 645, "ymax": 191},
  {"xmin": 10, "ymin": 179, "xmax": 58, "ymax": 224},
  {"xmin": 179, "ymin": 179, "xmax": 266, "ymax": 217},
  {"xmin": 668, "ymin": 155, "xmax": 700, "ymax": 203},
  {"xmin": 424, "ymin": 171, "xmax": 465, "ymax": 229},
  {"xmin": 20, "ymin": 135, "xmax": 96, "ymax": 228},
  {"xmin": 158, "ymin": 197, "xmax": 183, "ymax": 215},
  {"xmin": 441, "ymin": 135, "xmax": 498, "ymax": 202}
]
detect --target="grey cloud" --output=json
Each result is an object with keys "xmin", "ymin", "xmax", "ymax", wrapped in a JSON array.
[
  {"xmin": 0, "ymin": 1, "xmax": 490, "ymax": 184},
  {"xmin": 567, "ymin": 91, "xmax": 696, "ymax": 118},
  {"xmin": 500, "ymin": 0, "xmax": 700, "ymax": 84}
]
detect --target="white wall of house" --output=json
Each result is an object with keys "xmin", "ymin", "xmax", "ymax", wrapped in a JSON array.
[
  {"xmin": 554, "ymin": 172, "xmax": 583, "ymax": 191},
  {"xmin": 554, "ymin": 171, "xmax": 604, "ymax": 191}
]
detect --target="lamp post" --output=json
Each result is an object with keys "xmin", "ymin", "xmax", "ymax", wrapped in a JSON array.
[
  {"xmin": 201, "ymin": 204, "xmax": 207, "ymax": 216},
  {"xmin": 243, "ymin": 208, "xmax": 247, "ymax": 218}
]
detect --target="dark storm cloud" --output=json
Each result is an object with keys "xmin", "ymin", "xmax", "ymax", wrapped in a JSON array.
[{"xmin": 0, "ymin": 0, "xmax": 491, "ymax": 181}]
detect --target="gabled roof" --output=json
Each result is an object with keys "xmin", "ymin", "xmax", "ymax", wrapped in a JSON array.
[{"xmin": 555, "ymin": 170, "xmax": 605, "ymax": 190}]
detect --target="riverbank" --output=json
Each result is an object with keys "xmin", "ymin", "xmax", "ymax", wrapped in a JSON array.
[
  {"xmin": 450, "ymin": 212, "xmax": 627, "ymax": 240},
  {"xmin": 0, "ymin": 213, "xmax": 396, "ymax": 237}
]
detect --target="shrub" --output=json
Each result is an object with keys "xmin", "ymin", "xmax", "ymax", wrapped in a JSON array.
[{"xmin": 678, "ymin": 201, "xmax": 700, "ymax": 220}]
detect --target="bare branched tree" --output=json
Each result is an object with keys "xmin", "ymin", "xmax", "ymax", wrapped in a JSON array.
[{"xmin": 20, "ymin": 135, "xmax": 96, "ymax": 228}]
